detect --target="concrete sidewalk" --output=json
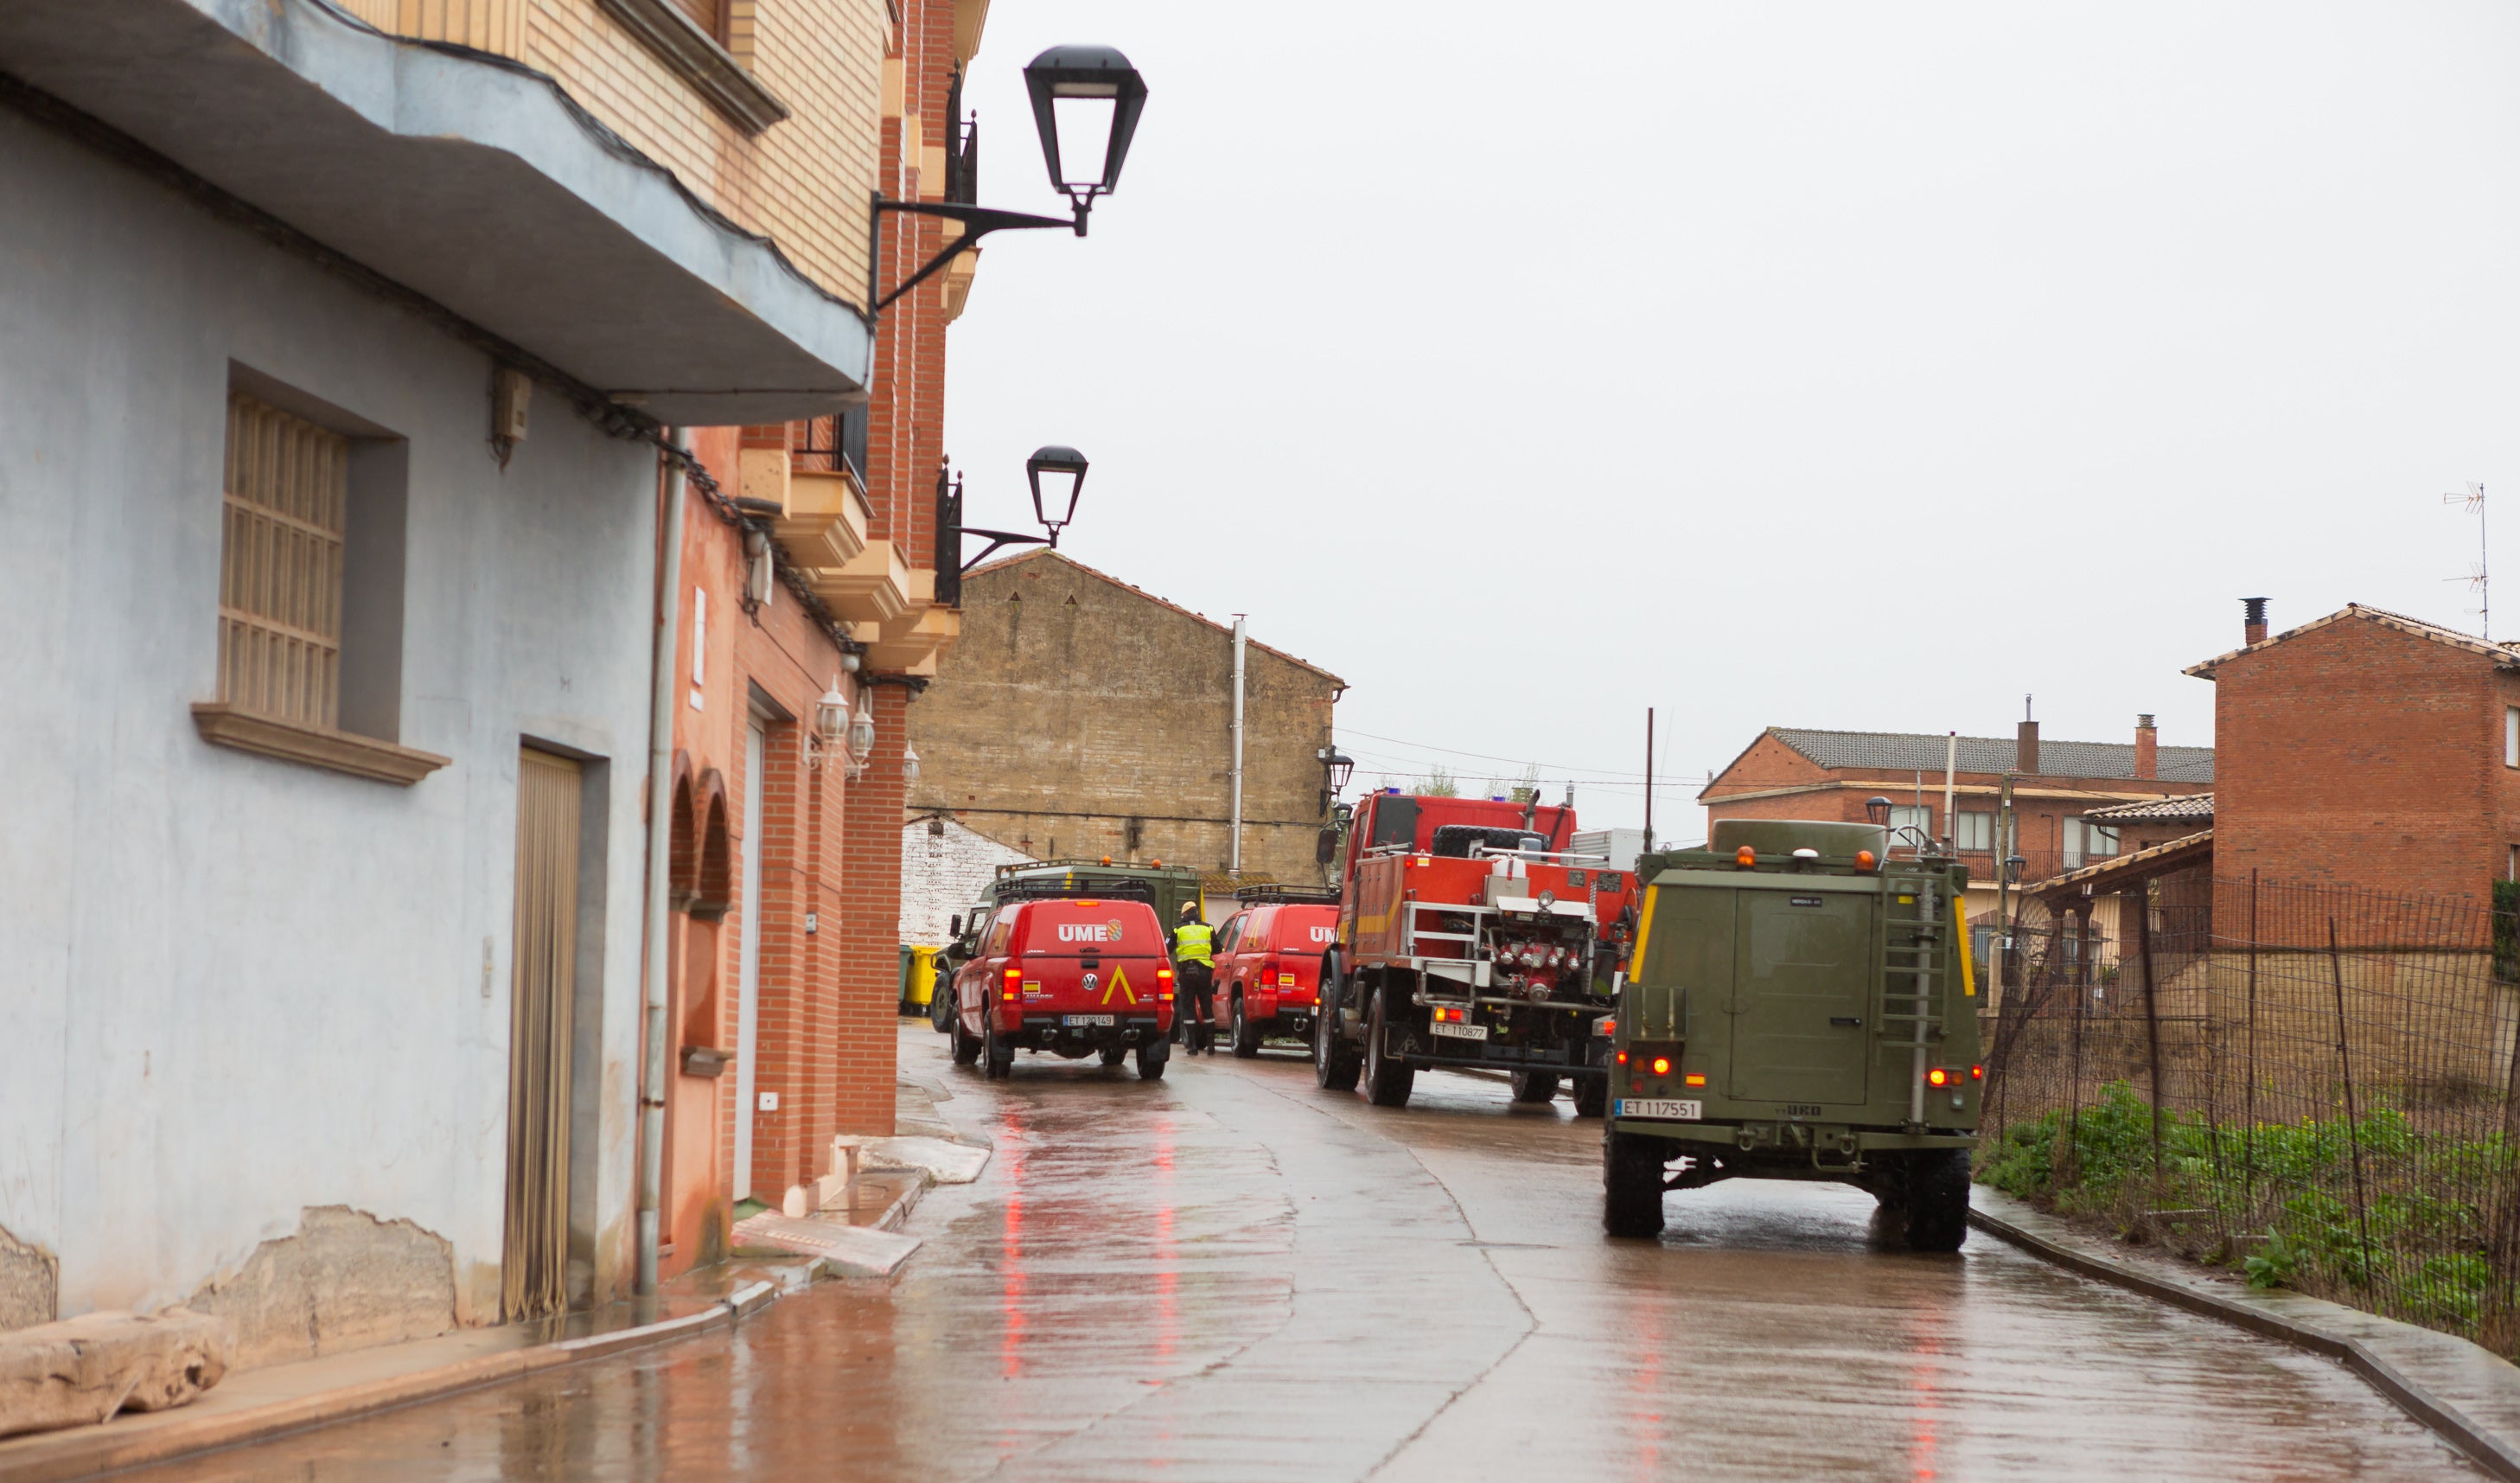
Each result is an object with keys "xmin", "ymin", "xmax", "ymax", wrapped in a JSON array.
[
  {"xmin": 1972, "ymin": 1187, "xmax": 2520, "ymax": 1480},
  {"xmin": 0, "ymin": 1074, "xmax": 989, "ymax": 1481}
]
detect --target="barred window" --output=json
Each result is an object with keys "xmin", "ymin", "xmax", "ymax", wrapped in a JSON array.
[{"xmin": 220, "ymin": 391, "xmax": 348, "ymax": 729}]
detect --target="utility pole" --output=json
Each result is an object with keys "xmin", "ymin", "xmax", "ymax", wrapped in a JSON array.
[
  {"xmin": 1643, "ymin": 706, "xmax": 1656, "ymax": 853},
  {"xmin": 1994, "ymin": 771, "xmax": 2017, "ymax": 1007}
]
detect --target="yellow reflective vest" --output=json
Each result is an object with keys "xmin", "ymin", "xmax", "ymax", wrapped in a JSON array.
[{"xmin": 1172, "ymin": 922, "xmax": 1214, "ymax": 967}]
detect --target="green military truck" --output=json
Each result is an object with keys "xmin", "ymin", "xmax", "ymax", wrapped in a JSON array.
[{"xmin": 1602, "ymin": 819, "xmax": 1980, "ymax": 1250}]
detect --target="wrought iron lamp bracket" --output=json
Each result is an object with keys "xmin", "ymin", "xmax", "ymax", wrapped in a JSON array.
[{"xmin": 871, "ymin": 201, "xmax": 1075, "ymax": 315}]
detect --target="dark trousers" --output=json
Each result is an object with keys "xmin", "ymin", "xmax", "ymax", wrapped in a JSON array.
[{"xmin": 1179, "ymin": 962, "xmax": 1215, "ymax": 1045}]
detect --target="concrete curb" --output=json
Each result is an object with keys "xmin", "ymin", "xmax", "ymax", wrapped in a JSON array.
[
  {"xmin": 1970, "ymin": 1192, "xmax": 2520, "ymax": 1480},
  {"xmin": 0, "ymin": 1282, "xmax": 782, "ymax": 1483}
]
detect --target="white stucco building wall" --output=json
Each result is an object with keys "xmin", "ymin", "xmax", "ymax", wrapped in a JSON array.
[
  {"xmin": 0, "ymin": 101, "xmax": 655, "ymax": 1339},
  {"xmin": 901, "ymin": 818, "xmax": 1032, "ymax": 946}
]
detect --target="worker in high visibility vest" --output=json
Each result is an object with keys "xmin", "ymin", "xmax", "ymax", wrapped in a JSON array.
[{"xmin": 1173, "ymin": 902, "xmax": 1217, "ymax": 1056}]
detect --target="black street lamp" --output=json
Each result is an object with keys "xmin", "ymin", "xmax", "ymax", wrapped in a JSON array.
[
  {"xmin": 871, "ymin": 44, "xmax": 1148, "ymax": 313},
  {"xmin": 1318, "ymin": 748, "xmax": 1356, "ymax": 796},
  {"xmin": 1024, "ymin": 44, "xmax": 1150, "ymax": 233},
  {"xmin": 2004, "ymin": 853, "xmax": 2028, "ymax": 885},
  {"xmin": 1863, "ymin": 796, "xmax": 1893, "ymax": 827},
  {"xmin": 1026, "ymin": 445, "xmax": 1088, "ymax": 540},
  {"xmin": 939, "ymin": 446, "xmax": 1091, "ymax": 580}
]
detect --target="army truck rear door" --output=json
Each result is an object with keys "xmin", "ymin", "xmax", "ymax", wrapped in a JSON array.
[{"xmin": 1727, "ymin": 882, "xmax": 1873, "ymax": 1105}]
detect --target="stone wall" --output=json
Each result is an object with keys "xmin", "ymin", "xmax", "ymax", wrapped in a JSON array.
[{"xmin": 908, "ymin": 553, "xmax": 1344, "ymax": 885}]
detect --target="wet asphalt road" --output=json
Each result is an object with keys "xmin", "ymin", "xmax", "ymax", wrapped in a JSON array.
[{"xmin": 135, "ymin": 1026, "xmax": 2479, "ymax": 1482}]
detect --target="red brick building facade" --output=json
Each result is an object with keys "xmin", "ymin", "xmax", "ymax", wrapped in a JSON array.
[
  {"xmin": 1701, "ymin": 723, "xmax": 2214, "ymax": 891},
  {"xmin": 2185, "ymin": 602, "xmax": 2520, "ymax": 908},
  {"xmin": 653, "ymin": 0, "xmax": 986, "ymax": 1276}
]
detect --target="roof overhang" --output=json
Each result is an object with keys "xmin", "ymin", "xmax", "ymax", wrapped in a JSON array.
[
  {"xmin": 0, "ymin": 0, "xmax": 872, "ymax": 425},
  {"xmin": 1701, "ymin": 780, "xmax": 2187, "ymax": 808},
  {"xmin": 2024, "ymin": 829, "xmax": 2214, "ymax": 901},
  {"xmin": 2187, "ymin": 604, "xmax": 2520, "ymax": 681}
]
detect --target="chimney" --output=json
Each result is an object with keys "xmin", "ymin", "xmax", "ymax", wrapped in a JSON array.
[
  {"xmin": 2016, "ymin": 719, "xmax": 2039, "ymax": 775},
  {"xmin": 2134, "ymin": 713, "xmax": 2158, "ymax": 780},
  {"xmin": 2243, "ymin": 596, "xmax": 2268, "ymax": 646}
]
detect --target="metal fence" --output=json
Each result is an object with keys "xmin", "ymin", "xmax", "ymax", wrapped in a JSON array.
[{"xmin": 1978, "ymin": 870, "xmax": 2520, "ymax": 1353}]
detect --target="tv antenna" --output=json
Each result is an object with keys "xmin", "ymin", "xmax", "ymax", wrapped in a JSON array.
[{"xmin": 2444, "ymin": 483, "xmax": 2488, "ymax": 640}]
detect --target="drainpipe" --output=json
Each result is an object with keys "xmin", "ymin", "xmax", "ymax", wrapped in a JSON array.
[
  {"xmin": 1228, "ymin": 615, "xmax": 1247, "ymax": 875},
  {"xmin": 635, "ymin": 431, "xmax": 690, "ymax": 1298}
]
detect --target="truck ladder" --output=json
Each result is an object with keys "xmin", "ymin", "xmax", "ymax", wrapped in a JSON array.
[{"xmin": 1874, "ymin": 875, "xmax": 1943, "ymax": 1128}]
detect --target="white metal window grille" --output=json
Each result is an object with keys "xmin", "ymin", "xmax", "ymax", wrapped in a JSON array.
[{"xmin": 219, "ymin": 392, "xmax": 348, "ymax": 729}]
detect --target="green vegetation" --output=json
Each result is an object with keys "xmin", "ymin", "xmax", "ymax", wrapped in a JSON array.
[
  {"xmin": 1977, "ymin": 1083, "xmax": 2520, "ymax": 1340},
  {"xmin": 1413, "ymin": 766, "xmax": 1459, "ymax": 798}
]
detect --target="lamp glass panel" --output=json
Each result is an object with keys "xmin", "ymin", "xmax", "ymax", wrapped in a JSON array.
[
  {"xmin": 1050, "ymin": 95, "xmax": 1117, "ymax": 189},
  {"xmin": 1034, "ymin": 468, "xmax": 1083, "ymax": 527}
]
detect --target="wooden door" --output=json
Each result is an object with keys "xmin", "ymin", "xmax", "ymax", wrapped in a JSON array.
[{"xmin": 503, "ymin": 748, "xmax": 581, "ymax": 1320}]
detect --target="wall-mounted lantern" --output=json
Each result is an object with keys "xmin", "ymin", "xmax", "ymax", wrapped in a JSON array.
[{"xmin": 1022, "ymin": 44, "xmax": 1150, "ymax": 233}]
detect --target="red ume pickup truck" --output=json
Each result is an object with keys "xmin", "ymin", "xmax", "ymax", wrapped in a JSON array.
[{"xmin": 952, "ymin": 894, "xmax": 1175, "ymax": 1081}]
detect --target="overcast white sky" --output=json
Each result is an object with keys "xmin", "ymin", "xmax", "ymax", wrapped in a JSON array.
[{"xmin": 945, "ymin": 2, "xmax": 2520, "ymax": 841}]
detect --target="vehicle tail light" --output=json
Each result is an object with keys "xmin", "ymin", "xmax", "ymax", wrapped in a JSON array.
[
  {"xmin": 1734, "ymin": 846, "xmax": 1756, "ymax": 868},
  {"xmin": 1432, "ymin": 1006, "xmax": 1464, "ymax": 1024},
  {"xmin": 1927, "ymin": 1067, "xmax": 1950, "ymax": 1087},
  {"xmin": 1616, "ymin": 1050, "xmax": 1629, "ymax": 1064},
  {"xmin": 1158, "ymin": 964, "xmax": 1174, "ymax": 1001},
  {"xmin": 1649, "ymin": 1057, "xmax": 1672, "ymax": 1076},
  {"xmin": 1970, "ymin": 1064, "xmax": 1984, "ymax": 1081},
  {"xmin": 1002, "ymin": 966, "xmax": 1020, "ymax": 1001}
]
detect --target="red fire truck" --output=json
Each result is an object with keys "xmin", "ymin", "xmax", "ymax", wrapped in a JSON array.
[{"xmin": 1314, "ymin": 790, "xmax": 1640, "ymax": 1114}]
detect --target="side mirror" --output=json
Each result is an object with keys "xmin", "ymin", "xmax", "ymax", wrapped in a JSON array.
[
  {"xmin": 949, "ymin": 914, "xmax": 963, "ymax": 938},
  {"xmin": 1316, "ymin": 828, "xmax": 1338, "ymax": 866}
]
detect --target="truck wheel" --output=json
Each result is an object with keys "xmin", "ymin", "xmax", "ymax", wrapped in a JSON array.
[
  {"xmin": 1898, "ymin": 1150, "xmax": 1971, "ymax": 1252},
  {"xmin": 1509, "ymin": 1070, "xmax": 1560, "ymax": 1103},
  {"xmin": 930, "ymin": 978, "xmax": 956, "ymax": 1034},
  {"xmin": 983, "ymin": 1016, "xmax": 1014, "ymax": 1080},
  {"xmin": 1362, "ymin": 984, "xmax": 1415, "ymax": 1109},
  {"xmin": 1315, "ymin": 958, "xmax": 1362, "ymax": 1091},
  {"xmin": 1573, "ymin": 1077, "xmax": 1609, "ymax": 1119},
  {"xmin": 952, "ymin": 1011, "xmax": 982, "ymax": 1065},
  {"xmin": 1603, "ymin": 1127, "xmax": 1667, "ymax": 1238},
  {"xmin": 1136, "ymin": 1034, "xmax": 1171, "ymax": 1082},
  {"xmin": 1230, "ymin": 995, "xmax": 1262, "ymax": 1058}
]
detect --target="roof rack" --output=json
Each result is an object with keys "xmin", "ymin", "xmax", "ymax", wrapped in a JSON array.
[
  {"xmin": 993, "ymin": 858, "xmax": 1200, "ymax": 879},
  {"xmin": 993, "ymin": 876, "xmax": 1157, "ymax": 905},
  {"xmin": 1231, "ymin": 884, "xmax": 1341, "ymax": 905}
]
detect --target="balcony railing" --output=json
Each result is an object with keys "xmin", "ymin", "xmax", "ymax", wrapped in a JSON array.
[
  {"xmin": 792, "ymin": 406, "xmax": 867, "ymax": 483},
  {"xmin": 943, "ymin": 67, "xmax": 979, "ymax": 207}
]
